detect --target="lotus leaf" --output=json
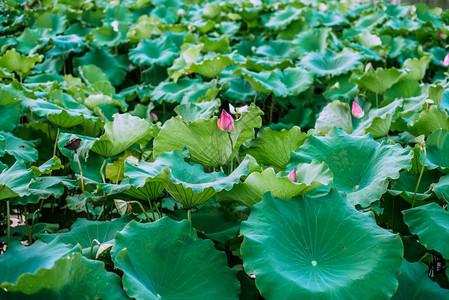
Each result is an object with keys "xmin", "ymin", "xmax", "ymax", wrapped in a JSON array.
[
  {"xmin": 0, "ymin": 49, "xmax": 42, "ymax": 76},
  {"xmin": 112, "ymin": 218, "xmax": 240, "ymax": 299},
  {"xmin": 265, "ymin": 6, "xmax": 301, "ymax": 29},
  {"xmin": 300, "ymin": 49, "xmax": 363, "ymax": 77},
  {"xmin": 129, "ymin": 37, "xmax": 178, "ymax": 67},
  {"xmin": 351, "ymin": 68, "xmax": 404, "ymax": 95},
  {"xmin": 388, "ymin": 171, "xmax": 440, "ymax": 203},
  {"xmin": 241, "ymin": 190, "xmax": 403, "ymax": 299},
  {"xmin": 280, "ymin": 67, "xmax": 313, "ymax": 96},
  {"xmin": 407, "ymin": 106, "xmax": 449, "ymax": 136},
  {"xmin": 422, "ymin": 129, "xmax": 449, "ymax": 171},
  {"xmin": 315, "ymin": 101, "xmax": 352, "ymax": 134},
  {"xmin": 0, "ymin": 160, "xmax": 34, "ymax": 200},
  {"xmin": 0, "ymin": 131, "xmax": 38, "ymax": 162},
  {"xmin": 433, "ymin": 174, "xmax": 449, "ymax": 201},
  {"xmin": 233, "ymin": 68, "xmax": 289, "ymax": 97},
  {"xmin": 174, "ymin": 99, "xmax": 220, "ymax": 122},
  {"xmin": 288, "ymin": 128, "xmax": 412, "ymax": 207},
  {"xmin": 188, "ymin": 54, "xmax": 233, "ymax": 78},
  {"xmin": 292, "ymin": 28, "xmax": 330, "ymax": 58},
  {"xmin": 403, "ymin": 202, "xmax": 449, "ymax": 259}
]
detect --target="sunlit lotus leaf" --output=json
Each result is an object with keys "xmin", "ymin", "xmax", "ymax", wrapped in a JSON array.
[
  {"xmin": 243, "ymin": 126, "xmax": 307, "ymax": 170},
  {"xmin": 300, "ymin": 49, "xmax": 363, "ymax": 77},
  {"xmin": 199, "ymin": 35, "xmax": 230, "ymax": 53},
  {"xmin": 34, "ymin": 12, "xmax": 66, "ymax": 34},
  {"xmin": 73, "ymin": 48, "xmax": 127, "ymax": 86},
  {"xmin": 90, "ymin": 25, "xmax": 122, "ymax": 47},
  {"xmin": 233, "ymin": 68, "xmax": 289, "ymax": 97},
  {"xmin": 0, "ymin": 49, "xmax": 42, "ymax": 75},
  {"xmin": 385, "ymin": 18, "xmax": 421, "ymax": 31},
  {"xmin": 288, "ymin": 128, "xmax": 412, "ymax": 207},
  {"xmin": 351, "ymin": 67, "xmax": 405, "ymax": 95},
  {"xmin": 315, "ymin": 101, "xmax": 352, "ymax": 134},
  {"xmin": 355, "ymin": 32, "xmax": 382, "ymax": 48},
  {"xmin": 0, "ymin": 239, "xmax": 78, "ymax": 291},
  {"xmin": 105, "ymin": 150, "xmax": 140, "ymax": 184},
  {"xmin": 79, "ymin": 64, "xmax": 109, "ymax": 85},
  {"xmin": 174, "ymin": 99, "xmax": 220, "ymax": 122},
  {"xmin": 91, "ymin": 113, "xmax": 154, "ymax": 158},
  {"xmin": 421, "ymin": 129, "xmax": 449, "ymax": 171},
  {"xmin": 403, "ymin": 202, "xmax": 449, "ymax": 259},
  {"xmin": 265, "ymin": 6, "xmax": 301, "ymax": 29},
  {"xmin": 392, "ymin": 260, "xmax": 449, "ymax": 299},
  {"xmin": 388, "ymin": 170, "xmax": 440, "ymax": 203},
  {"xmin": 31, "ymin": 156, "xmax": 63, "ymax": 176},
  {"xmin": 400, "ymin": 55, "xmax": 432, "ymax": 82},
  {"xmin": 129, "ymin": 37, "xmax": 178, "ymax": 67},
  {"xmin": 433, "ymin": 174, "xmax": 449, "ymax": 201},
  {"xmin": 383, "ymin": 80, "xmax": 422, "ymax": 102},
  {"xmin": 280, "ymin": 67, "xmax": 313, "ymax": 96},
  {"xmin": 230, "ymin": 104, "xmax": 264, "ymax": 152},
  {"xmin": 218, "ymin": 160, "xmax": 332, "ymax": 207},
  {"xmin": 126, "ymin": 15, "xmax": 164, "ymax": 43},
  {"xmin": 2, "ymin": 253, "xmax": 126, "ymax": 299},
  {"xmin": 407, "ymin": 106, "xmax": 449, "ymax": 136},
  {"xmin": 291, "ymin": 28, "xmax": 330, "ymax": 58},
  {"xmin": 0, "ymin": 131, "xmax": 38, "ymax": 162},
  {"xmin": 15, "ymin": 28, "xmax": 44, "ymax": 55},
  {"xmin": 241, "ymin": 189, "xmax": 403, "ymax": 299},
  {"xmin": 40, "ymin": 215, "xmax": 132, "ymax": 256},
  {"xmin": 0, "ymin": 160, "xmax": 34, "ymax": 200},
  {"xmin": 188, "ymin": 54, "xmax": 233, "ymax": 78}
]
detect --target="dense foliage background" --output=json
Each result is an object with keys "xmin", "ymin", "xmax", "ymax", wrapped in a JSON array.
[{"xmin": 1, "ymin": 0, "xmax": 449, "ymax": 298}]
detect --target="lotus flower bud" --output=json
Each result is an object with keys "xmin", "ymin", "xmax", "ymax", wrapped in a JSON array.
[
  {"xmin": 217, "ymin": 109, "xmax": 234, "ymax": 132},
  {"xmin": 351, "ymin": 102, "xmax": 364, "ymax": 119},
  {"xmin": 439, "ymin": 31, "xmax": 444, "ymax": 39},
  {"xmin": 441, "ymin": 53, "xmax": 449, "ymax": 66},
  {"xmin": 150, "ymin": 112, "xmax": 158, "ymax": 122},
  {"xmin": 288, "ymin": 168, "xmax": 296, "ymax": 182}
]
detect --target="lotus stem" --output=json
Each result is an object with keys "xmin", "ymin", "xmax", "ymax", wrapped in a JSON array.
[
  {"xmin": 100, "ymin": 158, "xmax": 107, "ymax": 184},
  {"xmin": 6, "ymin": 200, "xmax": 10, "ymax": 245},
  {"xmin": 75, "ymin": 153, "xmax": 85, "ymax": 193},
  {"xmin": 24, "ymin": 206, "xmax": 32, "ymax": 244},
  {"xmin": 187, "ymin": 209, "xmax": 191, "ymax": 222},
  {"xmin": 147, "ymin": 199, "xmax": 156, "ymax": 220},
  {"xmin": 376, "ymin": 93, "xmax": 379, "ymax": 108},
  {"xmin": 130, "ymin": 201, "xmax": 151, "ymax": 222},
  {"xmin": 269, "ymin": 94, "xmax": 275, "ymax": 124},
  {"xmin": 154, "ymin": 201, "xmax": 162, "ymax": 219},
  {"xmin": 53, "ymin": 128, "xmax": 60, "ymax": 157},
  {"xmin": 89, "ymin": 239, "xmax": 101, "ymax": 259},
  {"xmin": 412, "ymin": 145, "xmax": 427, "ymax": 208},
  {"xmin": 361, "ymin": 120, "xmax": 366, "ymax": 135},
  {"xmin": 253, "ymin": 91, "xmax": 258, "ymax": 103}
]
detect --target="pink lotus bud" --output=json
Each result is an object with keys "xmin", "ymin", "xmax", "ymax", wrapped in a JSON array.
[
  {"xmin": 441, "ymin": 53, "xmax": 449, "ymax": 66},
  {"xmin": 150, "ymin": 112, "xmax": 158, "ymax": 122},
  {"xmin": 217, "ymin": 109, "xmax": 234, "ymax": 132},
  {"xmin": 439, "ymin": 31, "xmax": 444, "ymax": 38},
  {"xmin": 288, "ymin": 168, "xmax": 296, "ymax": 182},
  {"xmin": 351, "ymin": 102, "xmax": 364, "ymax": 119},
  {"xmin": 23, "ymin": 4, "xmax": 28, "ymax": 9}
]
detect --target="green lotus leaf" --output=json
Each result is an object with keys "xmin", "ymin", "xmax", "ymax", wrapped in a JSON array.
[
  {"xmin": 0, "ymin": 102, "xmax": 21, "ymax": 132},
  {"xmin": 39, "ymin": 215, "xmax": 132, "ymax": 256},
  {"xmin": 315, "ymin": 101, "xmax": 352, "ymax": 134},
  {"xmin": 15, "ymin": 28, "xmax": 44, "ymax": 55},
  {"xmin": 112, "ymin": 218, "xmax": 239, "ymax": 299},
  {"xmin": 291, "ymin": 28, "xmax": 330, "ymax": 58},
  {"xmin": 355, "ymin": 32, "xmax": 382, "ymax": 48},
  {"xmin": 243, "ymin": 126, "xmax": 307, "ymax": 170},
  {"xmin": 403, "ymin": 202, "xmax": 449, "ymax": 259},
  {"xmin": 401, "ymin": 55, "xmax": 432, "ymax": 82},
  {"xmin": 385, "ymin": 18, "xmax": 421, "ymax": 31},
  {"xmin": 265, "ymin": 6, "xmax": 301, "ymax": 29},
  {"xmin": 288, "ymin": 128, "xmax": 412, "ymax": 207},
  {"xmin": 129, "ymin": 37, "xmax": 178, "ymax": 67},
  {"xmin": 233, "ymin": 68, "xmax": 289, "ymax": 97},
  {"xmin": 45, "ymin": 34, "xmax": 85, "ymax": 57},
  {"xmin": 388, "ymin": 170, "xmax": 440, "ymax": 203},
  {"xmin": 151, "ymin": 78, "xmax": 201, "ymax": 104},
  {"xmin": 421, "ymin": 129, "xmax": 449, "ymax": 171},
  {"xmin": 151, "ymin": 5, "xmax": 178, "ymax": 24},
  {"xmin": 407, "ymin": 106, "xmax": 449, "ymax": 136},
  {"xmin": 73, "ymin": 48, "xmax": 127, "ymax": 86},
  {"xmin": 241, "ymin": 189, "xmax": 403, "ymax": 299},
  {"xmin": 105, "ymin": 150, "xmax": 140, "ymax": 183},
  {"xmin": 254, "ymin": 40, "xmax": 292, "ymax": 59},
  {"xmin": 126, "ymin": 15, "xmax": 164, "ymax": 43},
  {"xmin": 0, "ymin": 160, "xmax": 34, "ymax": 200},
  {"xmin": 188, "ymin": 54, "xmax": 233, "ymax": 78},
  {"xmin": 0, "ymin": 49, "xmax": 42, "ymax": 75},
  {"xmin": 174, "ymin": 99, "xmax": 220, "ymax": 122},
  {"xmin": 433, "ymin": 174, "xmax": 448, "ymax": 201},
  {"xmin": 91, "ymin": 25, "xmax": 123, "ymax": 47},
  {"xmin": 218, "ymin": 160, "xmax": 332, "ymax": 207},
  {"xmin": 300, "ymin": 49, "xmax": 363, "ymax": 77},
  {"xmin": 79, "ymin": 64, "xmax": 110, "ymax": 85},
  {"xmin": 239, "ymin": 56, "xmax": 294, "ymax": 73},
  {"xmin": 34, "ymin": 12, "xmax": 67, "ymax": 35},
  {"xmin": 230, "ymin": 104, "xmax": 264, "ymax": 153},
  {"xmin": 384, "ymin": 80, "xmax": 422, "ymax": 102},
  {"xmin": 31, "ymin": 156, "xmax": 63, "ymax": 176},
  {"xmin": 280, "ymin": 67, "xmax": 313, "ymax": 96},
  {"xmin": 91, "ymin": 113, "xmax": 154, "ymax": 158},
  {"xmin": 0, "ymin": 239, "xmax": 78, "ymax": 289},
  {"xmin": 15, "ymin": 176, "xmax": 76, "ymax": 205},
  {"xmin": 351, "ymin": 67, "xmax": 404, "ymax": 95},
  {"xmin": 354, "ymin": 10, "xmax": 386, "ymax": 29},
  {"xmin": 392, "ymin": 260, "xmax": 449, "ymax": 299},
  {"xmin": 199, "ymin": 35, "xmax": 230, "ymax": 53},
  {"xmin": 415, "ymin": 3, "xmax": 443, "ymax": 27},
  {"xmin": 0, "ymin": 131, "xmax": 38, "ymax": 162},
  {"xmin": 2, "ymin": 253, "xmax": 127, "ymax": 299},
  {"xmin": 323, "ymin": 74, "xmax": 359, "ymax": 101},
  {"xmin": 220, "ymin": 75, "xmax": 256, "ymax": 103}
]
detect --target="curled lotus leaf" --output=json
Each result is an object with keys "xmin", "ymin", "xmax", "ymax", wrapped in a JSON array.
[
  {"xmin": 0, "ymin": 131, "xmax": 38, "ymax": 163},
  {"xmin": 111, "ymin": 218, "xmax": 240, "ymax": 299},
  {"xmin": 233, "ymin": 68, "xmax": 289, "ymax": 97},
  {"xmin": 422, "ymin": 129, "xmax": 449, "ymax": 171},
  {"xmin": 240, "ymin": 189, "xmax": 403, "ymax": 299},
  {"xmin": 288, "ymin": 128, "xmax": 412, "ymax": 207},
  {"xmin": 433, "ymin": 174, "xmax": 449, "ymax": 201},
  {"xmin": 0, "ymin": 160, "xmax": 34, "ymax": 201},
  {"xmin": 300, "ymin": 49, "xmax": 363, "ymax": 77}
]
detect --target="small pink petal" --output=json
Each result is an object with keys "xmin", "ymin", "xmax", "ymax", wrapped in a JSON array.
[
  {"xmin": 288, "ymin": 168, "xmax": 296, "ymax": 182},
  {"xmin": 352, "ymin": 102, "xmax": 364, "ymax": 119},
  {"xmin": 441, "ymin": 53, "xmax": 449, "ymax": 66},
  {"xmin": 439, "ymin": 31, "xmax": 444, "ymax": 38},
  {"xmin": 217, "ymin": 109, "xmax": 234, "ymax": 132},
  {"xmin": 150, "ymin": 112, "xmax": 158, "ymax": 122}
]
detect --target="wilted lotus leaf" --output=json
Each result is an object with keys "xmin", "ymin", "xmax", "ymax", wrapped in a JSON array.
[
  {"xmin": 403, "ymin": 202, "xmax": 449, "ymax": 259},
  {"xmin": 240, "ymin": 190, "xmax": 403, "ymax": 299},
  {"xmin": 111, "ymin": 218, "xmax": 240, "ymax": 299},
  {"xmin": 288, "ymin": 128, "xmax": 412, "ymax": 207}
]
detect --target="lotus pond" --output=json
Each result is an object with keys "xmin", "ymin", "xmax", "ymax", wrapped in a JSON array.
[{"xmin": 1, "ymin": 0, "xmax": 449, "ymax": 298}]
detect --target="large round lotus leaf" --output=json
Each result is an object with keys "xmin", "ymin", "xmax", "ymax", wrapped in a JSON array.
[
  {"xmin": 174, "ymin": 98, "xmax": 220, "ymax": 122},
  {"xmin": 151, "ymin": 77, "xmax": 201, "ymax": 104},
  {"xmin": 2, "ymin": 253, "xmax": 127, "ymax": 299},
  {"xmin": 0, "ymin": 49, "xmax": 42, "ymax": 75},
  {"xmin": 288, "ymin": 128, "xmax": 412, "ymax": 207},
  {"xmin": 39, "ymin": 215, "xmax": 132, "ymax": 256},
  {"xmin": 280, "ymin": 67, "xmax": 313, "ymax": 96},
  {"xmin": 239, "ymin": 56, "xmax": 294, "ymax": 72},
  {"xmin": 315, "ymin": 101, "xmax": 353, "ymax": 134},
  {"xmin": 433, "ymin": 174, "xmax": 449, "ymax": 200},
  {"xmin": 91, "ymin": 113, "xmax": 154, "ymax": 158},
  {"xmin": 291, "ymin": 28, "xmax": 330, "ymax": 58},
  {"xmin": 0, "ymin": 102, "xmax": 21, "ymax": 132},
  {"xmin": 300, "ymin": 49, "xmax": 362, "ymax": 77},
  {"xmin": 392, "ymin": 260, "xmax": 449, "ymax": 299},
  {"xmin": 233, "ymin": 68, "xmax": 289, "ymax": 97},
  {"xmin": 91, "ymin": 26, "xmax": 122, "ymax": 47},
  {"xmin": 129, "ymin": 37, "xmax": 178, "ymax": 67},
  {"xmin": 45, "ymin": 34, "xmax": 85, "ymax": 56},
  {"xmin": 254, "ymin": 40, "xmax": 292, "ymax": 59},
  {"xmin": 0, "ymin": 160, "xmax": 34, "ymax": 200},
  {"xmin": 423, "ymin": 129, "xmax": 449, "ymax": 171},
  {"xmin": 403, "ymin": 202, "xmax": 449, "ymax": 259},
  {"xmin": 73, "ymin": 48, "xmax": 127, "ymax": 86},
  {"xmin": 265, "ymin": 6, "xmax": 301, "ymax": 29},
  {"xmin": 188, "ymin": 54, "xmax": 233, "ymax": 78},
  {"xmin": 153, "ymin": 104, "xmax": 263, "ymax": 167},
  {"xmin": 111, "ymin": 218, "xmax": 240, "ymax": 299},
  {"xmin": 218, "ymin": 160, "xmax": 333, "ymax": 207},
  {"xmin": 351, "ymin": 67, "xmax": 404, "ymax": 95},
  {"xmin": 16, "ymin": 176, "xmax": 76, "ymax": 205},
  {"xmin": 220, "ymin": 75, "xmax": 256, "ymax": 103},
  {"xmin": 401, "ymin": 55, "xmax": 432, "ymax": 82},
  {"xmin": 243, "ymin": 126, "xmax": 307, "ymax": 170},
  {"xmin": 240, "ymin": 190, "xmax": 403, "ymax": 299},
  {"xmin": 0, "ymin": 239, "xmax": 78, "ymax": 288},
  {"xmin": 406, "ymin": 106, "xmax": 449, "ymax": 136},
  {"xmin": 0, "ymin": 131, "xmax": 38, "ymax": 162}
]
